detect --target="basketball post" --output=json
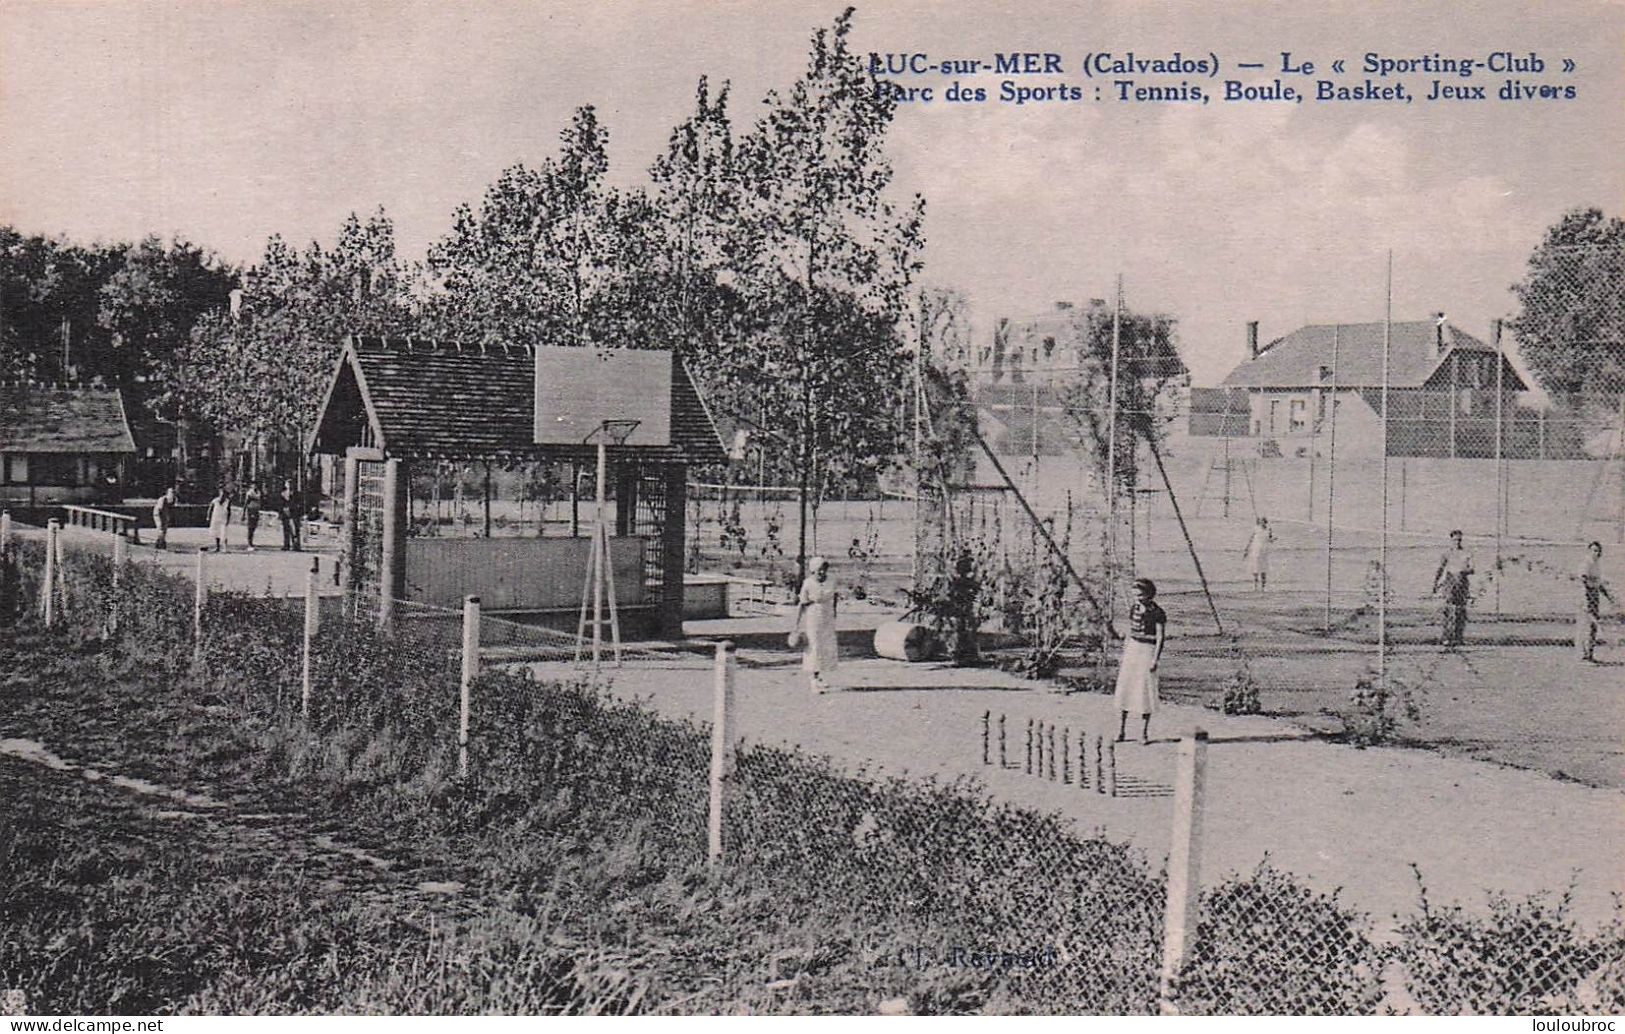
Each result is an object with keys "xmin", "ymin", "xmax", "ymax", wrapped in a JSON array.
[{"xmin": 576, "ymin": 419, "xmax": 639, "ymax": 668}]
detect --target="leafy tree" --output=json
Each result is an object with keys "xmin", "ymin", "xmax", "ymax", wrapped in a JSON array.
[
  {"xmin": 721, "ymin": 7, "xmax": 926, "ymax": 575},
  {"xmin": 1055, "ymin": 299, "xmax": 1185, "ymax": 497},
  {"xmin": 0, "ymin": 229, "xmax": 129, "ymax": 382},
  {"xmin": 158, "ymin": 209, "xmax": 416, "ymax": 480},
  {"xmin": 98, "ymin": 235, "xmax": 236, "ymax": 384},
  {"xmin": 425, "ymin": 107, "xmax": 640, "ymax": 348},
  {"xmin": 1508, "ymin": 207, "xmax": 1625, "ymax": 398}
]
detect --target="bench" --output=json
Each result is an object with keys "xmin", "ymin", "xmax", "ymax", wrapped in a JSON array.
[{"xmin": 62, "ymin": 504, "xmax": 141, "ymax": 543}]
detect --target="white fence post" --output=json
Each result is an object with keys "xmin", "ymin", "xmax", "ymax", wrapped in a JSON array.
[
  {"xmin": 43, "ymin": 518, "xmax": 59, "ymax": 627},
  {"xmin": 0, "ymin": 510, "xmax": 11, "ymax": 551},
  {"xmin": 112, "ymin": 529, "xmax": 128, "ymax": 575},
  {"xmin": 193, "ymin": 547, "xmax": 207, "ymax": 648},
  {"xmin": 708, "ymin": 640, "xmax": 737, "ymax": 868},
  {"xmin": 460, "ymin": 595, "xmax": 480, "ymax": 777},
  {"xmin": 1160, "ymin": 728, "xmax": 1210, "ymax": 1015},
  {"xmin": 303, "ymin": 557, "xmax": 320, "ymax": 717}
]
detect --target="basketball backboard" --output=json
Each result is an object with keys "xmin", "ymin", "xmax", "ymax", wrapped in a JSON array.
[{"xmin": 532, "ymin": 347, "xmax": 673, "ymax": 446}]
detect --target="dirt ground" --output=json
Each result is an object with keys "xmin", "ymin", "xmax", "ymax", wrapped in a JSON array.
[{"xmin": 551, "ymin": 617, "xmax": 1625, "ymax": 937}]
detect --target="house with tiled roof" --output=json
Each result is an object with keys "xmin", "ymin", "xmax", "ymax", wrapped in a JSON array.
[
  {"xmin": 1195, "ymin": 317, "xmax": 1535, "ymax": 458},
  {"xmin": 0, "ymin": 383, "xmax": 137, "ymax": 505}
]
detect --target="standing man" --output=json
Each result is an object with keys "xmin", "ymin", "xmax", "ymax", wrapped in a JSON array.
[
  {"xmin": 1575, "ymin": 541, "xmax": 1615, "ymax": 663},
  {"xmin": 278, "ymin": 479, "xmax": 301, "ymax": 552},
  {"xmin": 151, "ymin": 486, "xmax": 176, "ymax": 550},
  {"xmin": 1431, "ymin": 529, "xmax": 1475, "ymax": 648},
  {"xmin": 243, "ymin": 483, "xmax": 262, "ymax": 552}
]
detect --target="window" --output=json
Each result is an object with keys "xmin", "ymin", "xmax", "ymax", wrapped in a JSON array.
[
  {"xmin": 1289, "ymin": 398, "xmax": 1307, "ymax": 432},
  {"xmin": 1268, "ymin": 399, "xmax": 1281, "ymax": 434},
  {"xmin": 2, "ymin": 454, "xmax": 27, "ymax": 485}
]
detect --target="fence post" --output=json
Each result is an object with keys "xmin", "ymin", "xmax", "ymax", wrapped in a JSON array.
[
  {"xmin": 460, "ymin": 595, "xmax": 481, "ymax": 777},
  {"xmin": 43, "ymin": 518, "xmax": 59, "ymax": 627},
  {"xmin": 1159, "ymin": 728, "xmax": 1210, "ymax": 1015},
  {"xmin": 1094, "ymin": 735, "xmax": 1104, "ymax": 794},
  {"xmin": 1025, "ymin": 719, "xmax": 1034, "ymax": 775},
  {"xmin": 1107, "ymin": 741, "xmax": 1118, "ymax": 797},
  {"xmin": 0, "ymin": 510, "xmax": 10, "ymax": 551},
  {"xmin": 998, "ymin": 713, "xmax": 1007, "ymax": 768},
  {"xmin": 193, "ymin": 548, "xmax": 207, "ymax": 645},
  {"xmin": 982, "ymin": 710, "xmax": 990, "ymax": 766},
  {"xmin": 708, "ymin": 640, "xmax": 737, "ymax": 868},
  {"xmin": 302, "ymin": 558, "xmax": 319, "ymax": 718}
]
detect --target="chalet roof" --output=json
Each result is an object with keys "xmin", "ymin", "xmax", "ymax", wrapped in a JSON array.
[
  {"xmin": 312, "ymin": 338, "xmax": 727, "ymax": 464},
  {"xmin": 1220, "ymin": 321, "xmax": 1504, "ymax": 389},
  {"xmin": 0, "ymin": 384, "xmax": 137, "ymax": 454}
]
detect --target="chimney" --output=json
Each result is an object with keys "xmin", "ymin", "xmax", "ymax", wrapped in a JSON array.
[
  {"xmin": 1434, "ymin": 312, "xmax": 1448, "ymax": 354},
  {"xmin": 1246, "ymin": 321, "xmax": 1259, "ymax": 359}
]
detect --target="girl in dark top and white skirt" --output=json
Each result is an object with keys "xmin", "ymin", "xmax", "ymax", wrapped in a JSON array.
[{"xmin": 1116, "ymin": 578, "xmax": 1167, "ymax": 745}]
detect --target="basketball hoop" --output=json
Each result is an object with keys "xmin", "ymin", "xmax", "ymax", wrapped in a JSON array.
[{"xmin": 584, "ymin": 419, "xmax": 641, "ymax": 446}]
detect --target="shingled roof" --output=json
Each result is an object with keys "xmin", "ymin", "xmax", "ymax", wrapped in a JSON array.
[
  {"xmin": 1220, "ymin": 321, "xmax": 1512, "ymax": 390},
  {"xmin": 0, "ymin": 384, "xmax": 137, "ymax": 454},
  {"xmin": 311, "ymin": 338, "xmax": 726, "ymax": 464}
]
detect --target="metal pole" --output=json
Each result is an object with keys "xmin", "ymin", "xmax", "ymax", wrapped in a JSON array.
[
  {"xmin": 1159, "ymin": 729, "xmax": 1210, "ymax": 1014},
  {"xmin": 43, "ymin": 519, "xmax": 59, "ymax": 628},
  {"xmin": 1492, "ymin": 318, "xmax": 1504, "ymax": 612},
  {"xmin": 708, "ymin": 640, "xmax": 737, "ymax": 867},
  {"xmin": 1324, "ymin": 325, "xmax": 1340, "ymax": 633},
  {"xmin": 460, "ymin": 595, "xmax": 480, "ymax": 777},
  {"xmin": 594, "ymin": 438, "xmax": 607, "ymax": 668},
  {"xmin": 302, "ymin": 558, "xmax": 319, "ymax": 717},
  {"xmin": 1379, "ymin": 253, "xmax": 1392, "ymax": 694},
  {"xmin": 912, "ymin": 292, "xmax": 924, "ymax": 588},
  {"xmin": 1107, "ymin": 275, "xmax": 1124, "ymax": 616}
]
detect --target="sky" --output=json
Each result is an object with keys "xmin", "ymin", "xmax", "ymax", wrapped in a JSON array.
[{"xmin": 2, "ymin": 0, "xmax": 1621, "ymax": 384}]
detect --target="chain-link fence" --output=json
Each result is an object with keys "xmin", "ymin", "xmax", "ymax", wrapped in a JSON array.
[{"xmin": 3, "ymin": 513, "xmax": 1622, "ymax": 1014}]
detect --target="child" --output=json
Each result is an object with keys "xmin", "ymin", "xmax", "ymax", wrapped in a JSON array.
[{"xmin": 1116, "ymin": 577, "xmax": 1167, "ymax": 745}]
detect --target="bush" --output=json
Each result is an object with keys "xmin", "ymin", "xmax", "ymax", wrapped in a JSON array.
[{"xmin": 1394, "ymin": 874, "xmax": 1625, "ymax": 1015}]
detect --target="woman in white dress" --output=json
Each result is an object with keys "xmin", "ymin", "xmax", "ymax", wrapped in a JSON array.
[
  {"xmin": 207, "ymin": 488, "xmax": 232, "ymax": 553},
  {"xmin": 792, "ymin": 556, "xmax": 839, "ymax": 695},
  {"xmin": 1243, "ymin": 517, "xmax": 1273, "ymax": 591},
  {"xmin": 1115, "ymin": 577, "xmax": 1167, "ymax": 745}
]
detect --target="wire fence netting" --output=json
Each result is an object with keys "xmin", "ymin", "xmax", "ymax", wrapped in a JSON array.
[{"xmin": 2, "ymin": 524, "xmax": 1622, "ymax": 1014}]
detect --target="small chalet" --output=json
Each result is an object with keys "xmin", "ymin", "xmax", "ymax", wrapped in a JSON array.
[
  {"xmin": 0, "ymin": 384, "xmax": 137, "ymax": 505},
  {"xmin": 309, "ymin": 338, "xmax": 726, "ymax": 636},
  {"xmin": 1192, "ymin": 317, "xmax": 1537, "ymax": 458}
]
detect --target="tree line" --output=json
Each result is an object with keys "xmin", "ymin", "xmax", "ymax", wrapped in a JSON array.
[{"xmin": 1, "ymin": 9, "xmax": 930, "ymax": 514}]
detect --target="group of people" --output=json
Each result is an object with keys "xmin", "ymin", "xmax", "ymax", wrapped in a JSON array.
[
  {"xmin": 787, "ymin": 554, "xmax": 1170, "ymax": 745},
  {"xmin": 1432, "ymin": 529, "xmax": 1617, "ymax": 662},
  {"xmin": 784, "ymin": 520, "xmax": 1614, "ymax": 747},
  {"xmin": 150, "ymin": 480, "xmax": 305, "ymax": 553}
]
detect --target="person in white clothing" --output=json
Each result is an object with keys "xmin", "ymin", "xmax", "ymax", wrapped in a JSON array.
[
  {"xmin": 792, "ymin": 556, "xmax": 840, "ymax": 695},
  {"xmin": 207, "ymin": 488, "xmax": 232, "ymax": 553},
  {"xmin": 1115, "ymin": 578, "xmax": 1167, "ymax": 745},
  {"xmin": 1243, "ymin": 517, "xmax": 1274, "ymax": 591}
]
